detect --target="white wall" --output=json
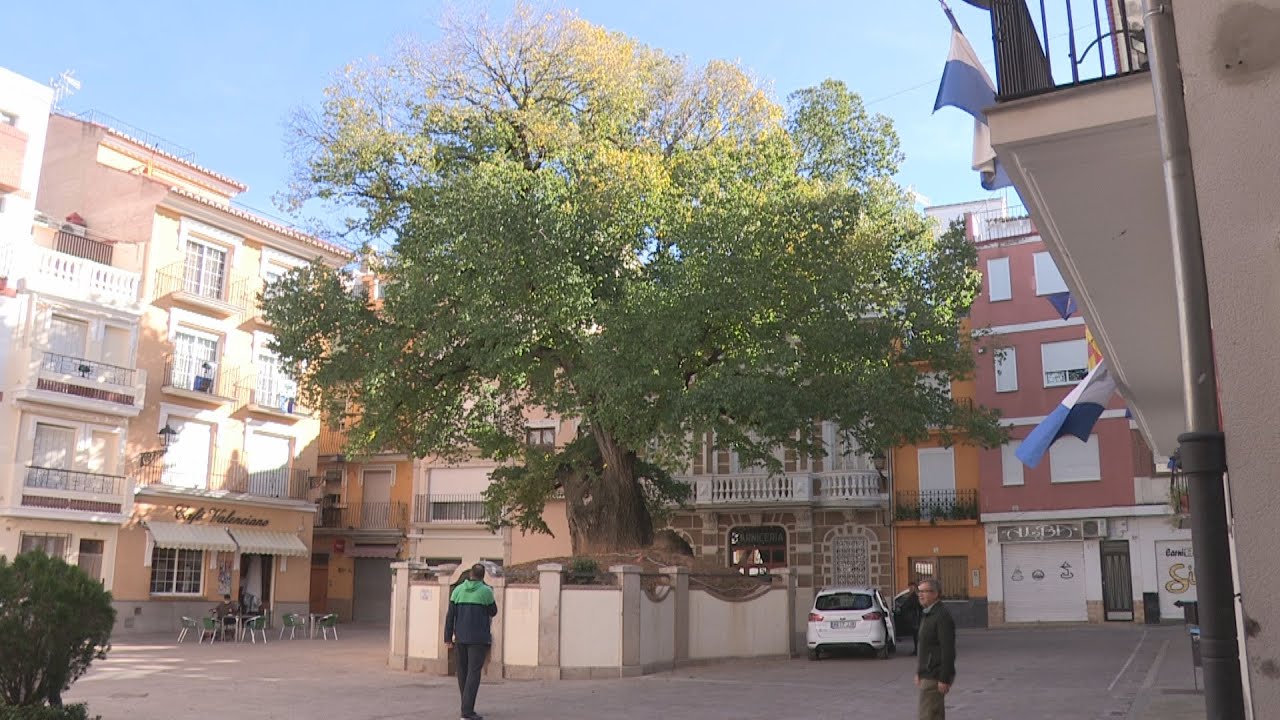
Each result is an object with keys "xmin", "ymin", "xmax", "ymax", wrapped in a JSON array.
[
  {"xmin": 689, "ymin": 589, "xmax": 788, "ymax": 660},
  {"xmin": 0, "ymin": 67, "xmax": 54, "ymax": 241},
  {"xmin": 559, "ymin": 588, "xmax": 621, "ymax": 668},
  {"xmin": 503, "ymin": 587, "xmax": 539, "ymax": 667},
  {"xmin": 639, "ymin": 591, "xmax": 676, "ymax": 667},
  {"xmin": 407, "ymin": 582, "xmax": 441, "ymax": 660}
]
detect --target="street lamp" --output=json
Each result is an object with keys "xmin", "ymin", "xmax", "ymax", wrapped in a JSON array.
[
  {"xmin": 871, "ymin": 450, "xmax": 888, "ymax": 491},
  {"xmin": 139, "ymin": 424, "xmax": 178, "ymax": 467}
]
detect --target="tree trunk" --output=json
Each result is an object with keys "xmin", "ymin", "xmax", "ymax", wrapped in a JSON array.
[{"xmin": 563, "ymin": 425, "xmax": 655, "ymax": 554}]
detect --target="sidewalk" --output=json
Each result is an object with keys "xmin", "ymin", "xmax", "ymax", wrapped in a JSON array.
[{"xmin": 1130, "ymin": 625, "xmax": 1206, "ymax": 720}]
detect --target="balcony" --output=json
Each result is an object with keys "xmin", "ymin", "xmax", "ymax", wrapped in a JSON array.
[
  {"xmin": 0, "ymin": 240, "xmax": 141, "ymax": 308},
  {"xmin": 413, "ymin": 494, "xmax": 489, "ymax": 524},
  {"xmin": 160, "ymin": 358, "xmax": 239, "ymax": 406},
  {"xmin": 12, "ymin": 348, "xmax": 146, "ymax": 416},
  {"xmin": 982, "ymin": 1, "xmax": 1182, "ymax": 455},
  {"xmin": 894, "ymin": 489, "xmax": 980, "ymax": 523},
  {"xmin": 153, "ymin": 261, "xmax": 253, "ymax": 318},
  {"xmin": 20, "ymin": 465, "xmax": 127, "ymax": 515},
  {"xmin": 684, "ymin": 470, "xmax": 886, "ymax": 507},
  {"xmin": 134, "ymin": 464, "xmax": 311, "ymax": 501},
  {"xmin": 0, "ymin": 121, "xmax": 28, "ymax": 193},
  {"xmin": 318, "ymin": 501, "xmax": 409, "ymax": 531},
  {"xmin": 318, "ymin": 425, "xmax": 348, "ymax": 458},
  {"xmin": 246, "ymin": 387, "xmax": 307, "ymax": 421}
]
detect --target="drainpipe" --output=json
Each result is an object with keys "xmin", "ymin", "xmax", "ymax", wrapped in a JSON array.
[{"xmin": 1141, "ymin": 2, "xmax": 1246, "ymax": 718}]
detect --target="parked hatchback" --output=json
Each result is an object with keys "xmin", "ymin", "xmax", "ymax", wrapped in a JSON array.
[{"xmin": 806, "ymin": 586, "xmax": 896, "ymax": 660}]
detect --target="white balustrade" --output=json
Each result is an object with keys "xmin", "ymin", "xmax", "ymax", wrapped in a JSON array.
[
  {"xmin": 816, "ymin": 471, "xmax": 883, "ymax": 500},
  {"xmin": 0, "ymin": 240, "xmax": 140, "ymax": 306}
]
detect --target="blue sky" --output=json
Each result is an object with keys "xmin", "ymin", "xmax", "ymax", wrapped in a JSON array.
[{"xmin": 0, "ymin": 0, "xmax": 1013, "ymax": 236}]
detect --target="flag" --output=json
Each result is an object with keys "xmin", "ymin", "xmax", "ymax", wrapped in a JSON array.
[
  {"xmin": 933, "ymin": 4, "xmax": 1012, "ymax": 191},
  {"xmin": 1016, "ymin": 360, "xmax": 1119, "ymax": 468},
  {"xmin": 1045, "ymin": 291, "xmax": 1077, "ymax": 321},
  {"xmin": 1085, "ymin": 327, "xmax": 1103, "ymax": 370}
]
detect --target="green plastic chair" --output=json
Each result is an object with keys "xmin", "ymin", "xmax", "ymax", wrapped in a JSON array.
[
  {"xmin": 318, "ymin": 613, "xmax": 339, "ymax": 640},
  {"xmin": 177, "ymin": 616, "xmax": 200, "ymax": 644},
  {"xmin": 198, "ymin": 616, "xmax": 220, "ymax": 644},
  {"xmin": 244, "ymin": 615, "xmax": 268, "ymax": 644},
  {"xmin": 279, "ymin": 612, "xmax": 306, "ymax": 640}
]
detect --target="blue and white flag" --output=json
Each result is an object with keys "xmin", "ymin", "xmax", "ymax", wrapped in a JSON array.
[
  {"xmin": 1045, "ymin": 291, "xmax": 1077, "ymax": 320},
  {"xmin": 933, "ymin": 6, "xmax": 1012, "ymax": 191},
  {"xmin": 1016, "ymin": 360, "xmax": 1119, "ymax": 468}
]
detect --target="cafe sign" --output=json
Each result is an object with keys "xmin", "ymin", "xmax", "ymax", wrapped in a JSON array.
[
  {"xmin": 174, "ymin": 505, "xmax": 269, "ymax": 527},
  {"xmin": 997, "ymin": 522, "xmax": 1083, "ymax": 544}
]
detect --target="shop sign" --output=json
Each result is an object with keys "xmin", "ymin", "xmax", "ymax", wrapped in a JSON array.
[
  {"xmin": 1156, "ymin": 540, "xmax": 1196, "ymax": 617},
  {"xmin": 997, "ymin": 522, "xmax": 1083, "ymax": 543},
  {"xmin": 174, "ymin": 505, "xmax": 270, "ymax": 527},
  {"xmin": 333, "ymin": 538, "xmax": 346, "ymax": 555}
]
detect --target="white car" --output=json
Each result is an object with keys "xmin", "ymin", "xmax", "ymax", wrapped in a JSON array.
[{"xmin": 805, "ymin": 585, "xmax": 897, "ymax": 660}]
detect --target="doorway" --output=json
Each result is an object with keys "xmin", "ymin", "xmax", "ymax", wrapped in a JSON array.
[
  {"xmin": 310, "ymin": 553, "xmax": 330, "ymax": 614},
  {"xmin": 1100, "ymin": 540, "xmax": 1135, "ymax": 621},
  {"xmin": 239, "ymin": 554, "xmax": 274, "ymax": 616}
]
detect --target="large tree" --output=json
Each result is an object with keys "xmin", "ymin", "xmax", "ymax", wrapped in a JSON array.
[{"xmin": 267, "ymin": 6, "xmax": 1004, "ymax": 553}]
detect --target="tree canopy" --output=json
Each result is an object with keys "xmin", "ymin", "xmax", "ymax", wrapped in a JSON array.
[{"xmin": 267, "ymin": 5, "xmax": 1005, "ymax": 552}]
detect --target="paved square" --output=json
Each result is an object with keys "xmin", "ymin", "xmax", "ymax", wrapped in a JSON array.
[{"xmin": 67, "ymin": 623, "xmax": 1203, "ymax": 719}]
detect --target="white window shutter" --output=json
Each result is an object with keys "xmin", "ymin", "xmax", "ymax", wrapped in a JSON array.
[
  {"xmin": 987, "ymin": 257, "xmax": 1012, "ymax": 301},
  {"xmin": 995, "ymin": 347, "xmax": 1018, "ymax": 392}
]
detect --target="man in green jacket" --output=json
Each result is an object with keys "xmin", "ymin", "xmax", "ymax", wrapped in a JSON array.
[
  {"xmin": 913, "ymin": 578, "xmax": 956, "ymax": 720},
  {"xmin": 445, "ymin": 563, "xmax": 498, "ymax": 720}
]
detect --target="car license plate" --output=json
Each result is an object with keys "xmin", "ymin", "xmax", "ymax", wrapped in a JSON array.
[{"xmin": 830, "ymin": 620, "xmax": 856, "ymax": 629}]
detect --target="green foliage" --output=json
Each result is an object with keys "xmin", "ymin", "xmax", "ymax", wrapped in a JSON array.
[
  {"xmin": 0, "ymin": 553, "xmax": 115, "ymax": 708},
  {"xmin": 568, "ymin": 558, "xmax": 600, "ymax": 578},
  {"xmin": 0, "ymin": 703, "xmax": 98, "ymax": 720},
  {"xmin": 266, "ymin": 4, "xmax": 1005, "ymax": 551}
]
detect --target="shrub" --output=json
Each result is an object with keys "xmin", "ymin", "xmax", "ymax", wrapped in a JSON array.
[
  {"xmin": 0, "ymin": 703, "xmax": 99, "ymax": 719},
  {"xmin": 0, "ymin": 552, "xmax": 115, "ymax": 708}
]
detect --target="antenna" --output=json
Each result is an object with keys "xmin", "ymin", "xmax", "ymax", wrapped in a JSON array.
[{"xmin": 50, "ymin": 70, "xmax": 82, "ymax": 110}]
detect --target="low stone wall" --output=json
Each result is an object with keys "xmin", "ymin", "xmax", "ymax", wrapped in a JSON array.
[{"xmin": 388, "ymin": 562, "xmax": 796, "ymax": 680}]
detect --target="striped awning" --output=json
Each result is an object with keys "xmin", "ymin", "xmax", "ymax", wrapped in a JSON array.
[
  {"xmin": 146, "ymin": 521, "xmax": 237, "ymax": 552},
  {"xmin": 228, "ymin": 528, "xmax": 309, "ymax": 557},
  {"xmin": 346, "ymin": 544, "xmax": 399, "ymax": 559}
]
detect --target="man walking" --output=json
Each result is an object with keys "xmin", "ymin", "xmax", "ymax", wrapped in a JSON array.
[
  {"xmin": 913, "ymin": 578, "xmax": 956, "ymax": 720},
  {"xmin": 901, "ymin": 581, "xmax": 924, "ymax": 655},
  {"xmin": 445, "ymin": 563, "xmax": 498, "ymax": 720}
]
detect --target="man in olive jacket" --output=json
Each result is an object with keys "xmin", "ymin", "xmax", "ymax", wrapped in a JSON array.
[
  {"xmin": 445, "ymin": 563, "xmax": 498, "ymax": 720},
  {"xmin": 913, "ymin": 578, "xmax": 956, "ymax": 720}
]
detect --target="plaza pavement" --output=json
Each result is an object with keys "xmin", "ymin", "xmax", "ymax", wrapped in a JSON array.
[{"xmin": 66, "ymin": 622, "xmax": 1206, "ymax": 719}]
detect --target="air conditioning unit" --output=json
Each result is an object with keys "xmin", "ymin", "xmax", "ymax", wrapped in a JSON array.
[{"xmin": 1082, "ymin": 519, "xmax": 1109, "ymax": 538}]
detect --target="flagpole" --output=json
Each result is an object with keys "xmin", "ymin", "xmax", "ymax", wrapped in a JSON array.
[{"xmin": 1142, "ymin": 1, "xmax": 1246, "ymax": 718}]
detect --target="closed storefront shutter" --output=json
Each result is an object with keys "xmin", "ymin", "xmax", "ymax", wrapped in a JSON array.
[{"xmin": 1002, "ymin": 542, "xmax": 1087, "ymax": 622}]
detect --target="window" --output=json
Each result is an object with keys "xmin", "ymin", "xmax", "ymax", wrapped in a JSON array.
[
  {"xmin": 172, "ymin": 329, "xmax": 219, "ymax": 391},
  {"xmin": 429, "ymin": 498, "xmax": 487, "ymax": 522},
  {"xmin": 256, "ymin": 351, "xmax": 298, "ymax": 410},
  {"xmin": 78, "ymin": 539, "xmax": 105, "ymax": 581},
  {"xmin": 729, "ymin": 526, "xmax": 787, "ymax": 575},
  {"xmin": 1041, "ymin": 339, "xmax": 1087, "ymax": 387},
  {"xmin": 32, "ymin": 422, "xmax": 75, "ymax": 470},
  {"xmin": 48, "ymin": 315, "xmax": 89, "ymax": 358},
  {"xmin": 1001, "ymin": 441, "xmax": 1025, "ymax": 486},
  {"xmin": 20, "ymin": 533, "xmax": 70, "ymax": 558},
  {"xmin": 526, "ymin": 427, "xmax": 555, "ymax": 447},
  {"xmin": 909, "ymin": 555, "xmax": 969, "ymax": 600},
  {"xmin": 1034, "ymin": 252, "xmax": 1069, "ymax": 295},
  {"xmin": 149, "ymin": 547, "xmax": 203, "ymax": 594},
  {"xmin": 917, "ymin": 448, "xmax": 956, "ymax": 492},
  {"xmin": 995, "ymin": 347, "xmax": 1018, "ymax": 393},
  {"xmin": 183, "ymin": 239, "xmax": 228, "ymax": 300},
  {"xmin": 1050, "ymin": 434, "xmax": 1101, "ymax": 483},
  {"xmin": 987, "ymin": 257, "xmax": 1012, "ymax": 301},
  {"xmin": 815, "ymin": 592, "xmax": 873, "ymax": 612}
]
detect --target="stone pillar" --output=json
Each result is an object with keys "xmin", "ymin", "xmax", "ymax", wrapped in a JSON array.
[
  {"xmin": 780, "ymin": 567, "xmax": 798, "ymax": 657},
  {"xmin": 389, "ymin": 561, "xmax": 412, "ymax": 670},
  {"xmin": 434, "ymin": 571, "xmax": 455, "ymax": 676},
  {"xmin": 484, "ymin": 575, "xmax": 506, "ymax": 680},
  {"xmin": 663, "ymin": 566, "xmax": 690, "ymax": 666},
  {"xmin": 537, "ymin": 563, "xmax": 563, "ymax": 680},
  {"xmin": 612, "ymin": 564, "xmax": 642, "ymax": 677}
]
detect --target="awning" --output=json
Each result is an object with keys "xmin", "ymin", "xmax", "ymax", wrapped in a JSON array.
[
  {"xmin": 146, "ymin": 521, "xmax": 237, "ymax": 552},
  {"xmin": 346, "ymin": 544, "xmax": 399, "ymax": 559},
  {"xmin": 228, "ymin": 528, "xmax": 309, "ymax": 557}
]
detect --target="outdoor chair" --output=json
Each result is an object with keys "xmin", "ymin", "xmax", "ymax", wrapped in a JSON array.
[
  {"xmin": 198, "ymin": 616, "xmax": 221, "ymax": 644},
  {"xmin": 318, "ymin": 613, "xmax": 339, "ymax": 640},
  {"xmin": 279, "ymin": 612, "xmax": 306, "ymax": 640},
  {"xmin": 244, "ymin": 615, "xmax": 268, "ymax": 644},
  {"xmin": 177, "ymin": 616, "xmax": 200, "ymax": 644}
]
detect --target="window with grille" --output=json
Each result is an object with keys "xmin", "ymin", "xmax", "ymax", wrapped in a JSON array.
[
  {"xmin": 149, "ymin": 547, "xmax": 203, "ymax": 594},
  {"xmin": 20, "ymin": 533, "xmax": 70, "ymax": 558},
  {"xmin": 909, "ymin": 555, "xmax": 969, "ymax": 600},
  {"xmin": 173, "ymin": 330, "xmax": 219, "ymax": 391},
  {"xmin": 78, "ymin": 539, "xmax": 105, "ymax": 581},
  {"xmin": 526, "ymin": 427, "xmax": 555, "ymax": 447},
  {"xmin": 183, "ymin": 239, "xmax": 228, "ymax": 300},
  {"xmin": 429, "ymin": 499, "xmax": 487, "ymax": 522},
  {"xmin": 256, "ymin": 351, "xmax": 298, "ymax": 409}
]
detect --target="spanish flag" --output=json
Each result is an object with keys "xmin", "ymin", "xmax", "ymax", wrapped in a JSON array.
[{"xmin": 1086, "ymin": 327, "xmax": 1103, "ymax": 370}]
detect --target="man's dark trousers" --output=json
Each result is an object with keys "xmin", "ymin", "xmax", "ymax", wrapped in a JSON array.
[{"xmin": 456, "ymin": 643, "xmax": 489, "ymax": 717}]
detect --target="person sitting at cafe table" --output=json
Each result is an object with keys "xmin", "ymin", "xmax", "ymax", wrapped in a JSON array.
[{"xmin": 212, "ymin": 594, "xmax": 238, "ymax": 637}]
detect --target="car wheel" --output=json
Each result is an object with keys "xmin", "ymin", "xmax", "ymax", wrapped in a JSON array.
[
  {"xmin": 877, "ymin": 642, "xmax": 891, "ymax": 660},
  {"xmin": 808, "ymin": 649, "xmax": 820, "ymax": 661}
]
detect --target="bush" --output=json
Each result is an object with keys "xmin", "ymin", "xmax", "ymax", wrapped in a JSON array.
[
  {"xmin": 0, "ymin": 552, "xmax": 115, "ymax": 708},
  {"xmin": 0, "ymin": 703, "xmax": 99, "ymax": 719}
]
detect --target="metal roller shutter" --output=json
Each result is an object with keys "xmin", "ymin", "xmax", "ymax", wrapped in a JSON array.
[{"xmin": 1002, "ymin": 542, "xmax": 1087, "ymax": 622}]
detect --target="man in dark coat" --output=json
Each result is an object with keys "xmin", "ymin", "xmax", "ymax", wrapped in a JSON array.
[
  {"xmin": 914, "ymin": 578, "xmax": 956, "ymax": 720},
  {"xmin": 445, "ymin": 563, "xmax": 499, "ymax": 720},
  {"xmin": 900, "ymin": 581, "xmax": 924, "ymax": 655}
]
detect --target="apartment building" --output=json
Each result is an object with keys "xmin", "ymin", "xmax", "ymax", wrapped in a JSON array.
[{"xmin": 24, "ymin": 109, "xmax": 350, "ymax": 632}]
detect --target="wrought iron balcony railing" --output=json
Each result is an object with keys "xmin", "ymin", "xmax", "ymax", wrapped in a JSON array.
[
  {"xmin": 25, "ymin": 465, "xmax": 125, "ymax": 495},
  {"xmin": 895, "ymin": 489, "xmax": 980, "ymax": 522},
  {"xmin": 319, "ymin": 501, "xmax": 410, "ymax": 531}
]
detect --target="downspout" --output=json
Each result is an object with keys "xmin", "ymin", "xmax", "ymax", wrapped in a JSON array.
[{"xmin": 1141, "ymin": 1, "xmax": 1246, "ymax": 717}]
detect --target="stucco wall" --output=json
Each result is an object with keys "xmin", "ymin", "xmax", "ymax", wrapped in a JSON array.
[
  {"xmin": 502, "ymin": 587, "xmax": 540, "ymax": 667},
  {"xmin": 407, "ymin": 581, "xmax": 441, "ymax": 660},
  {"xmin": 559, "ymin": 587, "xmax": 622, "ymax": 668},
  {"xmin": 508, "ymin": 499, "xmax": 572, "ymax": 565},
  {"xmin": 640, "ymin": 590, "xmax": 676, "ymax": 667},
  {"xmin": 688, "ymin": 588, "xmax": 788, "ymax": 660}
]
